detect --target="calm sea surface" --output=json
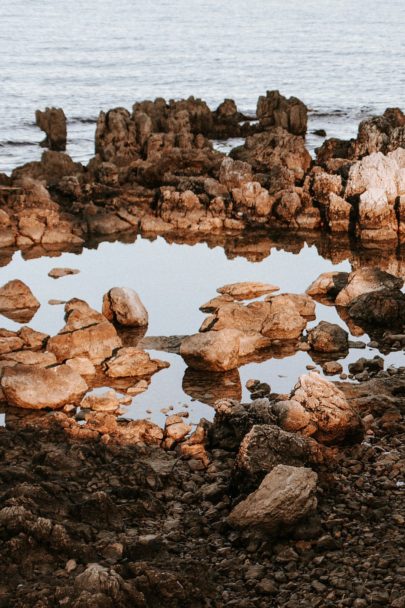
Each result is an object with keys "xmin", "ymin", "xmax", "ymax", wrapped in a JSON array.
[
  {"xmin": 0, "ymin": 1, "xmax": 404, "ymax": 425},
  {"xmin": 1, "ymin": 0, "xmax": 404, "ymax": 172}
]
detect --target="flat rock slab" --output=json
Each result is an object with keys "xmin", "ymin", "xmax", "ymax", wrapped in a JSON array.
[
  {"xmin": 1, "ymin": 364, "xmax": 88, "ymax": 409},
  {"xmin": 48, "ymin": 267, "xmax": 80, "ymax": 279},
  {"xmin": 217, "ymin": 281, "xmax": 279, "ymax": 300}
]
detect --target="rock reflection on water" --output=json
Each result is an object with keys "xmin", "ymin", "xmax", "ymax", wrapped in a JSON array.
[{"xmin": 182, "ymin": 367, "xmax": 242, "ymax": 406}]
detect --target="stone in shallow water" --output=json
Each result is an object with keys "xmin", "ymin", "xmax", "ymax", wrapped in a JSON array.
[
  {"xmin": 0, "ymin": 279, "xmax": 40, "ymax": 323},
  {"xmin": 1, "ymin": 364, "xmax": 88, "ymax": 410},
  {"xmin": 307, "ymin": 321, "xmax": 348, "ymax": 353},
  {"xmin": 228, "ymin": 464, "xmax": 318, "ymax": 533},
  {"xmin": 102, "ymin": 287, "xmax": 148, "ymax": 327},
  {"xmin": 48, "ymin": 267, "xmax": 80, "ymax": 279},
  {"xmin": 335, "ymin": 267, "xmax": 403, "ymax": 307},
  {"xmin": 81, "ymin": 390, "xmax": 120, "ymax": 412},
  {"xmin": 104, "ymin": 347, "xmax": 169, "ymax": 378},
  {"xmin": 216, "ymin": 281, "xmax": 279, "ymax": 300}
]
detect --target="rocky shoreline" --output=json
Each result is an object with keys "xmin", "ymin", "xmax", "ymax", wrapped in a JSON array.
[{"xmin": 0, "ymin": 92, "xmax": 404, "ymax": 607}]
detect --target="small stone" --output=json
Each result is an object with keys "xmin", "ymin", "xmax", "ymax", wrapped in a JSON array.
[
  {"xmin": 48, "ymin": 267, "xmax": 80, "ymax": 279},
  {"xmin": 65, "ymin": 559, "xmax": 77, "ymax": 573}
]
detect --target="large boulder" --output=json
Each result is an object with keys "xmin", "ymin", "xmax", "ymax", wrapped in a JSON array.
[
  {"xmin": 35, "ymin": 107, "xmax": 67, "ymax": 151},
  {"xmin": 228, "ymin": 465, "xmax": 317, "ymax": 533},
  {"xmin": 180, "ymin": 329, "xmax": 271, "ymax": 372},
  {"xmin": 47, "ymin": 299, "xmax": 122, "ymax": 364},
  {"xmin": 307, "ymin": 321, "xmax": 348, "ymax": 353},
  {"xmin": 256, "ymin": 90, "xmax": 308, "ymax": 136},
  {"xmin": 102, "ymin": 287, "xmax": 148, "ymax": 327},
  {"xmin": 1, "ymin": 364, "xmax": 88, "ymax": 409},
  {"xmin": 348, "ymin": 288, "xmax": 405, "ymax": 327},
  {"xmin": 335, "ymin": 267, "xmax": 403, "ymax": 307},
  {"xmin": 219, "ymin": 157, "xmax": 253, "ymax": 190},
  {"xmin": 0, "ymin": 280, "xmax": 40, "ymax": 323},
  {"xmin": 273, "ymin": 372, "xmax": 363, "ymax": 444}
]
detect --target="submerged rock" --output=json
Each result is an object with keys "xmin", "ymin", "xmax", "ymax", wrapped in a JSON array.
[
  {"xmin": 102, "ymin": 287, "xmax": 149, "ymax": 327},
  {"xmin": 228, "ymin": 464, "xmax": 317, "ymax": 533},
  {"xmin": 1, "ymin": 364, "xmax": 88, "ymax": 409},
  {"xmin": 0, "ymin": 279, "xmax": 40, "ymax": 323},
  {"xmin": 273, "ymin": 372, "xmax": 363, "ymax": 444}
]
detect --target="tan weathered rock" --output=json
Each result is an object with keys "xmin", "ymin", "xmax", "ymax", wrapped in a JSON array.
[
  {"xmin": 0, "ymin": 280, "xmax": 40, "ymax": 323},
  {"xmin": 104, "ymin": 347, "xmax": 168, "ymax": 378},
  {"xmin": 335, "ymin": 267, "xmax": 403, "ymax": 306},
  {"xmin": 256, "ymin": 90, "xmax": 308, "ymax": 136},
  {"xmin": 274, "ymin": 372, "xmax": 363, "ymax": 444},
  {"xmin": 65, "ymin": 356, "xmax": 96, "ymax": 376},
  {"xmin": 102, "ymin": 287, "xmax": 148, "ymax": 327},
  {"xmin": 47, "ymin": 299, "xmax": 122, "ymax": 364},
  {"xmin": 306, "ymin": 271, "xmax": 349, "ymax": 302},
  {"xmin": 219, "ymin": 157, "xmax": 253, "ymax": 190},
  {"xmin": 202, "ymin": 301, "xmax": 269, "ymax": 333},
  {"xmin": 81, "ymin": 390, "xmax": 121, "ymax": 412},
  {"xmin": 228, "ymin": 464, "xmax": 317, "ymax": 532},
  {"xmin": 0, "ymin": 350, "xmax": 57, "ymax": 370},
  {"xmin": 35, "ymin": 107, "xmax": 67, "ymax": 151},
  {"xmin": 199, "ymin": 294, "xmax": 234, "ymax": 313},
  {"xmin": 261, "ymin": 298, "xmax": 307, "ymax": 340},
  {"xmin": 1, "ymin": 364, "xmax": 88, "ymax": 410},
  {"xmin": 326, "ymin": 194, "xmax": 352, "ymax": 233},
  {"xmin": 180, "ymin": 329, "xmax": 241, "ymax": 372},
  {"xmin": 217, "ymin": 281, "xmax": 279, "ymax": 300},
  {"xmin": 48, "ymin": 267, "xmax": 80, "ymax": 279}
]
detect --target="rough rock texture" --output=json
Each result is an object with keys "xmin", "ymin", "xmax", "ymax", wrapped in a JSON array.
[
  {"xmin": 35, "ymin": 107, "xmax": 67, "ymax": 151},
  {"xmin": 335, "ymin": 267, "xmax": 404, "ymax": 306},
  {"xmin": 348, "ymin": 288, "xmax": 405, "ymax": 328},
  {"xmin": 228, "ymin": 465, "xmax": 318, "ymax": 532},
  {"xmin": 47, "ymin": 299, "xmax": 122, "ymax": 364},
  {"xmin": 180, "ymin": 329, "xmax": 270, "ymax": 372},
  {"xmin": 256, "ymin": 90, "xmax": 308, "ymax": 136},
  {"xmin": 0, "ymin": 280, "xmax": 40, "ymax": 323},
  {"xmin": 104, "ymin": 347, "xmax": 169, "ymax": 378},
  {"xmin": 102, "ymin": 287, "xmax": 149, "ymax": 327},
  {"xmin": 307, "ymin": 321, "xmax": 349, "ymax": 353},
  {"xmin": 306, "ymin": 271, "xmax": 349, "ymax": 303},
  {"xmin": 274, "ymin": 372, "xmax": 363, "ymax": 444},
  {"xmin": 216, "ymin": 281, "xmax": 279, "ymax": 300},
  {"xmin": 235, "ymin": 424, "xmax": 312, "ymax": 481},
  {"xmin": 1, "ymin": 364, "xmax": 88, "ymax": 409}
]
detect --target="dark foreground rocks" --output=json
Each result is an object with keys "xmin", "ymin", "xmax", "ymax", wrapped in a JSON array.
[{"xmin": 0, "ymin": 367, "xmax": 404, "ymax": 607}]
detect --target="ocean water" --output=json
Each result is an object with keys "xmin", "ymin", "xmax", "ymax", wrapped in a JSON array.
[{"xmin": 1, "ymin": 0, "xmax": 405, "ymax": 172}]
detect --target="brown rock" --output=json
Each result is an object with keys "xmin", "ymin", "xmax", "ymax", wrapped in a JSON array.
[
  {"xmin": 48, "ymin": 267, "xmax": 80, "ymax": 279},
  {"xmin": 104, "ymin": 347, "xmax": 168, "ymax": 378},
  {"xmin": 35, "ymin": 107, "xmax": 67, "ymax": 151},
  {"xmin": 256, "ymin": 90, "xmax": 308, "ymax": 136},
  {"xmin": 1, "ymin": 364, "xmax": 88, "ymax": 409},
  {"xmin": 228, "ymin": 465, "xmax": 317, "ymax": 532},
  {"xmin": 335, "ymin": 267, "xmax": 403, "ymax": 306},
  {"xmin": 0, "ymin": 279, "xmax": 40, "ymax": 323},
  {"xmin": 217, "ymin": 281, "xmax": 279, "ymax": 300},
  {"xmin": 102, "ymin": 287, "xmax": 148, "ymax": 327},
  {"xmin": 308, "ymin": 321, "xmax": 348, "ymax": 353}
]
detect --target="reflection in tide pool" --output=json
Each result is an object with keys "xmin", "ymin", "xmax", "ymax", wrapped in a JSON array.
[{"xmin": 0, "ymin": 235, "xmax": 403, "ymax": 424}]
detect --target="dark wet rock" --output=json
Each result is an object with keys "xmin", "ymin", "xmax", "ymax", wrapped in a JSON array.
[
  {"xmin": 307, "ymin": 321, "xmax": 349, "ymax": 353},
  {"xmin": 35, "ymin": 107, "xmax": 67, "ymax": 151},
  {"xmin": 322, "ymin": 361, "xmax": 343, "ymax": 375},
  {"xmin": 256, "ymin": 90, "xmax": 308, "ymax": 136},
  {"xmin": 235, "ymin": 424, "xmax": 312, "ymax": 483},
  {"xmin": 212, "ymin": 397, "xmax": 277, "ymax": 449},
  {"xmin": 228, "ymin": 465, "xmax": 318, "ymax": 533},
  {"xmin": 0, "ymin": 279, "xmax": 40, "ymax": 323},
  {"xmin": 348, "ymin": 355, "xmax": 384, "ymax": 376},
  {"xmin": 348, "ymin": 288, "xmax": 405, "ymax": 327}
]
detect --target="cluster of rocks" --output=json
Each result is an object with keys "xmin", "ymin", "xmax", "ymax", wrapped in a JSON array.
[
  {"xmin": 0, "ymin": 358, "xmax": 403, "ymax": 606},
  {"xmin": 1, "ymin": 91, "xmax": 404, "ymax": 264}
]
